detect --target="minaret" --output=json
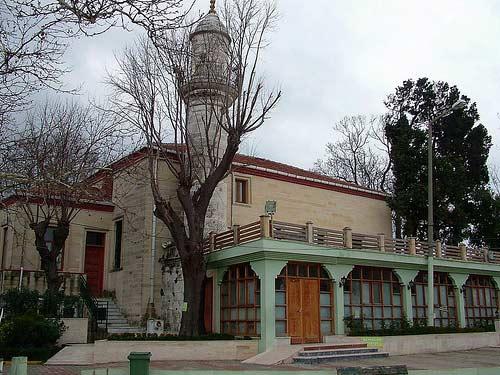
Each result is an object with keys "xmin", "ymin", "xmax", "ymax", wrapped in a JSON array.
[{"xmin": 181, "ymin": 0, "xmax": 237, "ymax": 234}]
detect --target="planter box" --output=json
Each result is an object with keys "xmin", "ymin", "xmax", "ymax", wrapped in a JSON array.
[
  {"xmin": 93, "ymin": 340, "xmax": 258, "ymax": 364},
  {"xmin": 360, "ymin": 332, "xmax": 500, "ymax": 356},
  {"xmin": 59, "ymin": 318, "xmax": 89, "ymax": 345}
]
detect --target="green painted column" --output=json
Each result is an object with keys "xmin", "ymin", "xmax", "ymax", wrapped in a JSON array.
[
  {"xmin": 250, "ymin": 259, "xmax": 287, "ymax": 352},
  {"xmin": 323, "ymin": 264, "xmax": 354, "ymax": 336},
  {"xmin": 449, "ymin": 273, "xmax": 470, "ymax": 328},
  {"xmin": 493, "ymin": 277, "xmax": 500, "ymax": 314},
  {"xmin": 213, "ymin": 267, "xmax": 228, "ymax": 333},
  {"xmin": 394, "ymin": 269, "xmax": 419, "ymax": 323},
  {"xmin": 427, "ymin": 256, "xmax": 434, "ymax": 326}
]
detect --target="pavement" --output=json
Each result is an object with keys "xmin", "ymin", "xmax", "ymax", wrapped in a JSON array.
[{"xmin": 5, "ymin": 347, "xmax": 500, "ymax": 374}]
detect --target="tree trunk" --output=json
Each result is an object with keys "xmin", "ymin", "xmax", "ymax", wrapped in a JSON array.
[
  {"xmin": 179, "ymin": 250, "xmax": 207, "ymax": 337},
  {"xmin": 31, "ymin": 220, "xmax": 69, "ymax": 294}
]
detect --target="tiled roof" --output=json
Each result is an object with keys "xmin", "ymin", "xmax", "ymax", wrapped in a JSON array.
[{"xmin": 232, "ymin": 154, "xmax": 387, "ymax": 198}]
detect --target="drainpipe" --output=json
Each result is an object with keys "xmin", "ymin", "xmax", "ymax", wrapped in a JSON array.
[{"xmin": 148, "ymin": 155, "xmax": 159, "ymax": 318}]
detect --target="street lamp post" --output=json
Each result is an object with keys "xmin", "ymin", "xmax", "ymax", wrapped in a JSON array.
[{"xmin": 427, "ymin": 99, "xmax": 467, "ymax": 253}]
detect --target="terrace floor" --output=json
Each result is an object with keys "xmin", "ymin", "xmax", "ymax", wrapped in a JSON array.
[{"xmin": 8, "ymin": 347, "xmax": 500, "ymax": 374}]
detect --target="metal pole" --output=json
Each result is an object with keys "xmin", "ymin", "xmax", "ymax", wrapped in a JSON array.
[{"xmin": 427, "ymin": 119, "xmax": 434, "ymax": 253}]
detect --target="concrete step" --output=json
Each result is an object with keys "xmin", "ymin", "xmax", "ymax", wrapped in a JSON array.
[
  {"xmin": 298, "ymin": 347, "xmax": 379, "ymax": 357},
  {"xmin": 303, "ymin": 343, "xmax": 368, "ymax": 351},
  {"xmin": 107, "ymin": 327, "xmax": 146, "ymax": 334},
  {"xmin": 293, "ymin": 351, "xmax": 389, "ymax": 364}
]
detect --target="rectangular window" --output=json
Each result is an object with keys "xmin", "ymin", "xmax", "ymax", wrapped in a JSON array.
[
  {"xmin": 45, "ymin": 228, "xmax": 64, "ymax": 270},
  {"xmin": 113, "ymin": 220, "xmax": 123, "ymax": 270},
  {"xmin": 1, "ymin": 226, "xmax": 8, "ymax": 269},
  {"xmin": 235, "ymin": 178, "xmax": 249, "ymax": 204}
]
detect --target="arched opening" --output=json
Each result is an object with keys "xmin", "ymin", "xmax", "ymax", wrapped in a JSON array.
[
  {"xmin": 464, "ymin": 274, "xmax": 497, "ymax": 328},
  {"xmin": 343, "ymin": 266, "xmax": 403, "ymax": 331},
  {"xmin": 411, "ymin": 271, "xmax": 457, "ymax": 327},
  {"xmin": 275, "ymin": 262, "xmax": 334, "ymax": 344},
  {"xmin": 220, "ymin": 263, "xmax": 260, "ymax": 336}
]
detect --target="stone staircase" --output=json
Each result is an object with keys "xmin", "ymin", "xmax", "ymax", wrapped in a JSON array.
[
  {"xmin": 293, "ymin": 343, "xmax": 389, "ymax": 364},
  {"xmin": 97, "ymin": 298, "xmax": 145, "ymax": 334}
]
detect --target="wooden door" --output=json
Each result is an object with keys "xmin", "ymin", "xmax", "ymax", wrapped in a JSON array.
[
  {"xmin": 302, "ymin": 279, "xmax": 320, "ymax": 343},
  {"xmin": 84, "ymin": 245, "xmax": 105, "ymax": 296},
  {"xmin": 287, "ymin": 278, "xmax": 321, "ymax": 344},
  {"xmin": 287, "ymin": 278, "xmax": 302, "ymax": 343},
  {"xmin": 204, "ymin": 277, "xmax": 213, "ymax": 333}
]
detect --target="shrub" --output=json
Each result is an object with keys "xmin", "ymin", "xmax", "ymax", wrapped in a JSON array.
[
  {"xmin": 344, "ymin": 315, "xmax": 495, "ymax": 336},
  {"xmin": 107, "ymin": 333, "xmax": 237, "ymax": 341},
  {"xmin": 2, "ymin": 288, "xmax": 40, "ymax": 315},
  {"xmin": 0, "ymin": 313, "xmax": 65, "ymax": 347}
]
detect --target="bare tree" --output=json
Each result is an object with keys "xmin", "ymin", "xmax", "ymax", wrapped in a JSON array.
[
  {"xmin": 491, "ymin": 164, "xmax": 500, "ymax": 196},
  {"xmin": 314, "ymin": 115, "xmax": 391, "ymax": 192},
  {"xmin": 108, "ymin": 0, "xmax": 280, "ymax": 335},
  {"xmin": 2, "ymin": 100, "xmax": 120, "ymax": 293}
]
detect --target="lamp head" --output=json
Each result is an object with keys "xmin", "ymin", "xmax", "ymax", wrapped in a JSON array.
[{"xmin": 451, "ymin": 99, "xmax": 467, "ymax": 112}]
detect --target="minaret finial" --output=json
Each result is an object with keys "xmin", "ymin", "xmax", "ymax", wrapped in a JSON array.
[{"xmin": 209, "ymin": 0, "xmax": 216, "ymax": 13}]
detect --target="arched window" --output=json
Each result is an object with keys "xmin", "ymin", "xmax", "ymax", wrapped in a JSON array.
[
  {"xmin": 411, "ymin": 272, "xmax": 457, "ymax": 327},
  {"xmin": 343, "ymin": 266, "xmax": 403, "ymax": 330},
  {"xmin": 220, "ymin": 264, "xmax": 260, "ymax": 336},
  {"xmin": 464, "ymin": 275, "xmax": 497, "ymax": 327},
  {"xmin": 275, "ymin": 263, "xmax": 334, "ymax": 338}
]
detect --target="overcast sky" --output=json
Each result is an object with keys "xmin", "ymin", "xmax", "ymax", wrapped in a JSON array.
[{"xmin": 62, "ymin": 0, "xmax": 500, "ymax": 170}]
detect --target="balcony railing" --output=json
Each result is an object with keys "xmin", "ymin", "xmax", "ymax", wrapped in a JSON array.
[
  {"xmin": 205, "ymin": 216, "xmax": 498, "ymax": 264},
  {"xmin": 0, "ymin": 269, "xmax": 83, "ymax": 295}
]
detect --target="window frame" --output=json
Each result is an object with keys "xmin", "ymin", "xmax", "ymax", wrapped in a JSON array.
[
  {"xmin": 220, "ymin": 263, "xmax": 260, "ymax": 336},
  {"xmin": 343, "ymin": 266, "xmax": 403, "ymax": 331},
  {"xmin": 411, "ymin": 271, "xmax": 458, "ymax": 327},
  {"xmin": 113, "ymin": 219, "xmax": 123, "ymax": 271},
  {"xmin": 44, "ymin": 227, "xmax": 65, "ymax": 271},
  {"xmin": 464, "ymin": 274, "xmax": 497, "ymax": 327},
  {"xmin": 234, "ymin": 176, "xmax": 251, "ymax": 205}
]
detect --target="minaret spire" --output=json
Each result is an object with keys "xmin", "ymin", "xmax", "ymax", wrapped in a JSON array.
[{"xmin": 209, "ymin": 0, "xmax": 216, "ymax": 13}]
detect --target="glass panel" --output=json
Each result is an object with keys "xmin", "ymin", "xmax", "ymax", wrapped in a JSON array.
[
  {"xmin": 247, "ymin": 321, "xmax": 255, "ymax": 335},
  {"xmin": 239, "ymin": 322, "xmax": 246, "ymax": 334},
  {"xmin": 248, "ymin": 308, "xmax": 255, "ymax": 319},
  {"xmin": 352, "ymin": 281, "xmax": 361, "ymax": 304},
  {"xmin": 393, "ymin": 294, "xmax": 401, "ymax": 306},
  {"xmin": 231, "ymin": 308, "xmax": 237, "ymax": 320},
  {"xmin": 320, "ymin": 307, "xmax": 331, "ymax": 319},
  {"xmin": 309, "ymin": 266, "xmax": 319, "ymax": 277},
  {"xmin": 416, "ymin": 285, "xmax": 425, "ymax": 305},
  {"xmin": 344, "ymin": 292, "xmax": 350, "ymax": 305},
  {"xmin": 255, "ymin": 292, "xmax": 260, "ymax": 306},
  {"xmin": 276, "ymin": 307, "xmax": 286, "ymax": 320},
  {"xmin": 230, "ymin": 283, "xmax": 237, "ymax": 305},
  {"xmin": 223, "ymin": 322, "xmax": 229, "ymax": 333},
  {"xmin": 383, "ymin": 307, "xmax": 392, "ymax": 318},
  {"xmin": 394, "ymin": 307, "xmax": 402, "ymax": 318},
  {"xmin": 255, "ymin": 308, "xmax": 260, "ymax": 320},
  {"xmin": 321, "ymin": 320, "xmax": 332, "ymax": 334},
  {"xmin": 440, "ymin": 286, "xmax": 447, "ymax": 305},
  {"xmin": 276, "ymin": 291, "xmax": 286, "ymax": 305},
  {"xmin": 288, "ymin": 264, "xmax": 297, "ymax": 276},
  {"xmin": 239, "ymin": 281, "xmax": 246, "ymax": 304},
  {"xmin": 230, "ymin": 321, "xmax": 237, "ymax": 333},
  {"xmin": 276, "ymin": 321, "xmax": 286, "ymax": 336},
  {"xmin": 344, "ymin": 306, "xmax": 351, "ymax": 318},
  {"xmin": 239, "ymin": 308, "xmax": 246, "ymax": 320},
  {"xmin": 433, "ymin": 286, "xmax": 438, "ymax": 305},
  {"xmin": 373, "ymin": 283, "xmax": 381, "ymax": 304},
  {"xmin": 374, "ymin": 319, "xmax": 383, "ymax": 329},
  {"xmin": 275, "ymin": 278, "xmax": 285, "ymax": 291},
  {"xmin": 373, "ymin": 306, "xmax": 382, "ymax": 319},
  {"xmin": 248, "ymin": 280, "xmax": 255, "ymax": 304},
  {"xmin": 320, "ymin": 280, "xmax": 330, "ymax": 292},
  {"xmin": 351, "ymin": 267, "xmax": 361, "ymax": 279},
  {"xmin": 256, "ymin": 322, "xmax": 261, "ymax": 334},
  {"xmin": 362, "ymin": 283, "xmax": 370, "ymax": 304},
  {"xmin": 320, "ymin": 292, "xmax": 331, "ymax": 305},
  {"xmin": 320, "ymin": 267, "xmax": 330, "ymax": 279},
  {"xmin": 362, "ymin": 306, "xmax": 372, "ymax": 318},
  {"xmin": 298, "ymin": 264, "xmax": 307, "ymax": 277},
  {"xmin": 383, "ymin": 283, "xmax": 391, "ymax": 304}
]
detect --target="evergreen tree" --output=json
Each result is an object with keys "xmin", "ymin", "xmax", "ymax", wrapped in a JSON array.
[{"xmin": 385, "ymin": 78, "xmax": 493, "ymax": 245}]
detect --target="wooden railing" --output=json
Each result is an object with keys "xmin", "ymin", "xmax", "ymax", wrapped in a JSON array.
[{"xmin": 205, "ymin": 216, "xmax": 497, "ymax": 265}]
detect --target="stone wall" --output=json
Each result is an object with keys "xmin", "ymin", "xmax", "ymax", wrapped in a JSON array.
[{"xmin": 59, "ymin": 318, "xmax": 89, "ymax": 345}]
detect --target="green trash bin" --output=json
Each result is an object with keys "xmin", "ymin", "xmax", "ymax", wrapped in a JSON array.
[
  {"xmin": 128, "ymin": 352, "xmax": 151, "ymax": 375},
  {"xmin": 10, "ymin": 357, "xmax": 28, "ymax": 375}
]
